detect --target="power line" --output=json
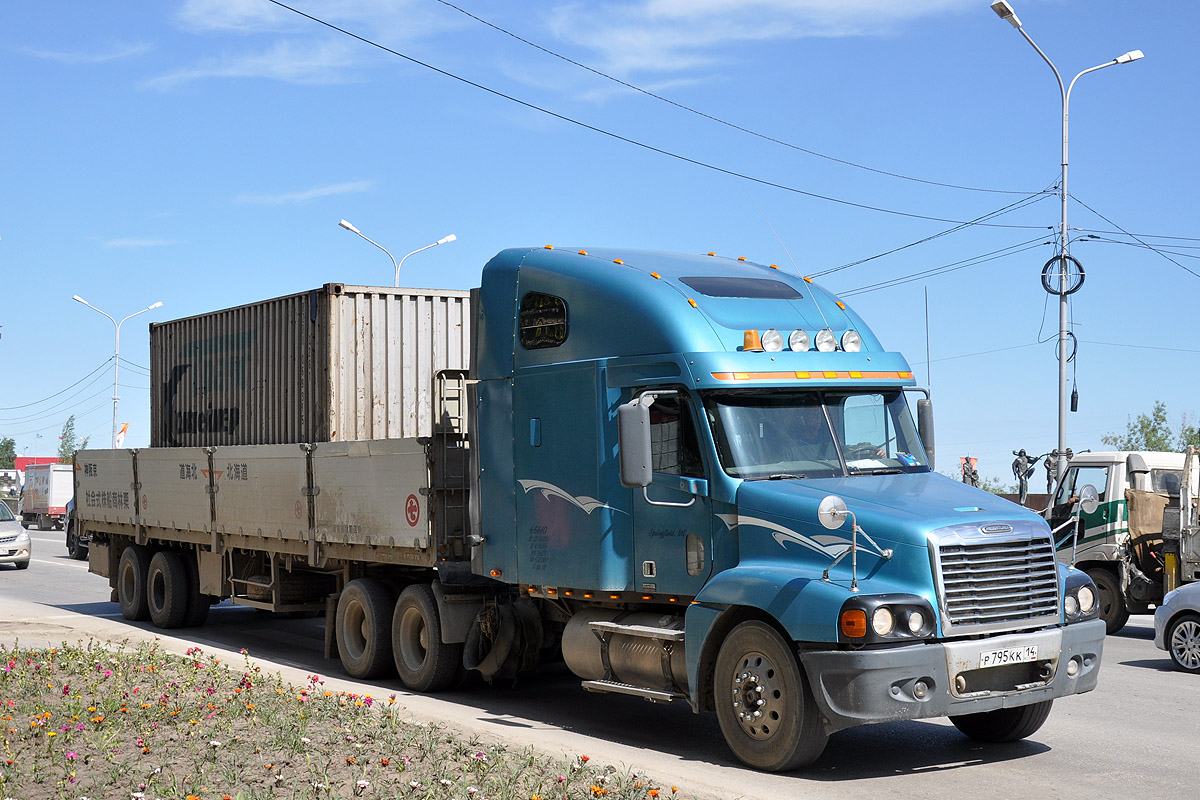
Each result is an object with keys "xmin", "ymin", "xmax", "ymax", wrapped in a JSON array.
[
  {"xmin": 433, "ymin": 0, "xmax": 1038, "ymax": 196},
  {"xmin": 1081, "ymin": 236, "xmax": 1200, "ymax": 259},
  {"xmin": 839, "ymin": 238, "xmax": 1050, "ymax": 297},
  {"xmin": 265, "ymin": 0, "xmax": 1049, "ymax": 230},
  {"xmin": 0, "ymin": 358, "xmax": 113, "ymax": 411},
  {"xmin": 813, "ymin": 188, "xmax": 1053, "ymax": 278},
  {"xmin": 1069, "ymin": 193, "xmax": 1200, "ymax": 280},
  {"xmin": 1073, "ymin": 226, "xmax": 1200, "ymax": 243}
]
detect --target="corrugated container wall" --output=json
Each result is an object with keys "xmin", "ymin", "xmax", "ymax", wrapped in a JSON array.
[{"xmin": 150, "ymin": 284, "xmax": 472, "ymax": 447}]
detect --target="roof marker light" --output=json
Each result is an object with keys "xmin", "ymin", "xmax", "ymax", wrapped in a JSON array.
[
  {"xmin": 761, "ymin": 328, "xmax": 784, "ymax": 352},
  {"xmin": 744, "ymin": 330, "xmax": 764, "ymax": 351},
  {"xmin": 836, "ymin": 301, "xmax": 846, "ymax": 310},
  {"xmin": 649, "ymin": 272, "xmax": 661, "ymax": 279},
  {"xmin": 578, "ymin": 250, "xmax": 588, "ymax": 255},
  {"xmin": 544, "ymin": 245, "xmax": 554, "ymax": 249},
  {"xmin": 688, "ymin": 298, "xmax": 698, "ymax": 308},
  {"xmin": 707, "ymin": 252, "xmax": 716, "ymax": 256},
  {"xmin": 613, "ymin": 259, "xmax": 624, "ymax": 264},
  {"xmin": 803, "ymin": 276, "xmax": 814, "ymax": 283},
  {"xmin": 789, "ymin": 329, "xmax": 811, "ymax": 351},
  {"xmin": 841, "ymin": 330, "xmax": 863, "ymax": 352},
  {"xmin": 769, "ymin": 264, "xmax": 779, "ymax": 270},
  {"xmin": 815, "ymin": 329, "xmax": 837, "ymax": 352},
  {"xmin": 738, "ymin": 256, "xmax": 747, "ymax": 261}
]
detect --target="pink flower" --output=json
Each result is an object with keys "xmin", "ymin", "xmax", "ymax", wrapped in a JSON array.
[{"xmin": 66, "ymin": 751, "xmax": 78, "ymax": 760}]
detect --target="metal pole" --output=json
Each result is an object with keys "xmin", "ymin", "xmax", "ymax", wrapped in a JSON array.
[{"xmin": 112, "ymin": 320, "xmax": 121, "ymax": 448}]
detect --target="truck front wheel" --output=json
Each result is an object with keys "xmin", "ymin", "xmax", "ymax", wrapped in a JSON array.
[
  {"xmin": 117, "ymin": 545, "xmax": 152, "ymax": 621},
  {"xmin": 950, "ymin": 699, "xmax": 1053, "ymax": 742},
  {"xmin": 392, "ymin": 584, "xmax": 462, "ymax": 692},
  {"xmin": 1087, "ymin": 568, "xmax": 1129, "ymax": 634},
  {"xmin": 713, "ymin": 621, "xmax": 828, "ymax": 772},
  {"xmin": 335, "ymin": 578, "xmax": 395, "ymax": 679}
]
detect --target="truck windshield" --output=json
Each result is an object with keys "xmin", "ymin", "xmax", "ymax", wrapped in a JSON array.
[{"xmin": 701, "ymin": 390, "xmax": 930, "ymax": 479}]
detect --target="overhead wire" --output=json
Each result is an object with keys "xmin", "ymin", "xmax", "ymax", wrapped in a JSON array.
[
  {"xmin": 1069, "ymin": 193, "xmax": 1200, "ymax": 279},
  {"xmin": 0, "ymin": 358, "xmax": 113, "ymax": 411},
  {"xmin": 264, "ymin": 0, "xmax": 1050, "ymax": 230},
  {"xmin": 433, "ymin": 0, "xmax": 1038, "ymax": 196},
  {"xmin": 839, "ymin": 237, "xmax": 1051, "ymax": 297}
]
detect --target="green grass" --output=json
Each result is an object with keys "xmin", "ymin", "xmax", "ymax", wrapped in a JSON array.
[{"xmin": 0, "ymin": 641, "xmax": 692, "ymax": 800}]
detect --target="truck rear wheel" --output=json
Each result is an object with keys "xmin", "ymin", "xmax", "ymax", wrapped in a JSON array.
[
  {"xmin": 392, "ymin": 584, "xmax": 462, "ymax": 692},
  {"xmin": 336, "ymin": 578, "xmax": 395, "ymax": 679},
  {"xmin": 1087, "ymin": 568, "xmax": 1129, "ymax": 634},
  {"xmin": 117, "ymin": 545, "xmax": 152, "ymax": 621},
  {"xmin": 147, "ymin": 551, "xmax": 189, "ymax": 629},
  {"xmin": 950, "ymin": 699, "xmax": 1053, "ymax": 742},
  {"xmin": 713, "ymin": 621, "xmax": 828, "ymax": 772},
  {"xmin": 67, "ymin": 529, "xmax": 88, "ymax": 561}
]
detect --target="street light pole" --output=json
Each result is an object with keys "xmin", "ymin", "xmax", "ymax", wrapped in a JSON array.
[
  {"xmin": 990, "ymin": 1, "xmax": 1142, "ymax": 478},
  {"xmin": 73, "ymin": 296, "xmax": 164, "ymax": 448},
  {"xmin": 339, "ymin": 220, "xmax": 456, "ymax": 287}
]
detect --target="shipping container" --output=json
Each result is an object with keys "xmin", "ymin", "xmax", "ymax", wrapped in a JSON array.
[{"xmin": 149, "ymin": 283, "xmax": 471, "ymax": 447}]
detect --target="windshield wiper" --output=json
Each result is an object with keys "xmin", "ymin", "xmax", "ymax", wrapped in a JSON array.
[
  {"xmin": 849, "ymin": 467, "xmax": 904, "ymax": 476},
  {"xmin": 747, "ymin": 473, "xmax": 807, "ymax": 481}
]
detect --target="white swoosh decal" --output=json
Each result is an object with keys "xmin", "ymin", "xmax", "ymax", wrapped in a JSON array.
[
  {"xmin": 718, "ymin": 513, "xmax": 849, "ymax": 557},
  {"xmin": 517, "ymin": 479, "xmax": 625, "ymax": 515}
]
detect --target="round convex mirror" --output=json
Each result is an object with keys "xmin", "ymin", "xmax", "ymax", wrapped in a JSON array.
[
  {"xmin": 817, "ymin": 495, "xmax": 849, "ymax": 530},
  {"xmin": 1078, "ymin": 484, "xmax": 1100, "ymax": 515}
]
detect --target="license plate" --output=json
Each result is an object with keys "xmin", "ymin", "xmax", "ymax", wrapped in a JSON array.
[{"xmin": 979, "ymin": 645, "xmax": 1038, "ymax": 668}]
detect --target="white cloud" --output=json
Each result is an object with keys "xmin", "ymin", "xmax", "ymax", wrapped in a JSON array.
[
  {"xmin": 22, "ymin": 42, "xmax": 153, "ymax": 64},
  {"xmin": 547, "ymin": 0, "xmax": 971, "ymax": 76},
  {"xmin": 103, "ymin": 238, "xmax": 179, "ymax": 249},
  {"xmin": 143, "ymin": 39, "xmax": 360, "ymax": 89},
  {"xmin": 234, "ymin": 181, "xmax": 373, "ymax": 205}
]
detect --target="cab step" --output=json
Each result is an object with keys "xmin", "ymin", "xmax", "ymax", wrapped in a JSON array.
[{"xmin": 581, "ymin": 679, "xmax": 685, "ymax": 704}]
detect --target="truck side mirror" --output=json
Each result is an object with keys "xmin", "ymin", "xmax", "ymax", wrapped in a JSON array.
[
  {"xmin": 1078, "ymin": 484, "xmax": 1099, "ymax": 515},
  {"xmin": 618, "ymin": 400, "xmax": 653, "ymax": 488},
  {"xmin": 917, "ymin": 398, "xmax": 935, "ymax": 470}
]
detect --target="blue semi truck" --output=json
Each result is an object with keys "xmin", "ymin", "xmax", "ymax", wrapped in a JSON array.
[{"xmin": 75, "ymin": 246, "xmax": 1105, "ymax": 771}]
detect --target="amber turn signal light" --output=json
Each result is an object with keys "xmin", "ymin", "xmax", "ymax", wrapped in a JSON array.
[{"xmin": 841, "ymin": 609, "xmax": 868, "ymax": 638}]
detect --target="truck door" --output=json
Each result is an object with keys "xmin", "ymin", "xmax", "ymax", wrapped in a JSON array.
[
  {"xmin": 632, "ymin": 393, "xmax": 714, "ymax": 597},
  {"xmin": 1050, "ymin": 465, "xmax": 1112, "ymax": 555}
]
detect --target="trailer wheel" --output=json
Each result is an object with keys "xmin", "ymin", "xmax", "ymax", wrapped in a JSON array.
[
  {"xmin": 1087, "ymin": 568, "xmax": 1129, "ymax": 635},
  {"xmin": 146, "ymin": 551, "xmax": 189, "ymax": 629},
  {"xmin": 117, "ymin": 545, "xmax": 152, "ymax": 621},
  {"xmin": 713, "ymin": 621, "xmax": 828, "ymax": 772},
  {"xmin": 392, "ymin": 584, "xmax": 462, "ymax": 692},
  {"xmin": 950, "ymin": 699, "xmax": 1053, "ymax": 742},
  {"xmin": 182, "ymin": 553, "xmax": 211, "ymax": 627},
  {"xmin": 335, "ymin": 578, "xmax": 395, "ymax": 679}
]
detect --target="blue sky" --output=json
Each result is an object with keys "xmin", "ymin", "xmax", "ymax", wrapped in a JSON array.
[{"xmin": 1, "ymin": 0, "xmax": 1196, "ymax": 486}]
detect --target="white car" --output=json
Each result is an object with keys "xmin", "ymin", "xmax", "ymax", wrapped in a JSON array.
[
  {"xmin": 0, "ymin": 502, "xmax": 32, "ymax": 569},
  {"xmin": 1154, "ymin": 582, "xmax": 1200, "ymax": 673}
]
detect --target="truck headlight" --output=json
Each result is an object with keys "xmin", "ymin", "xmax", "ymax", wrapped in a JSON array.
[
  {"xmin": 1077, "ymin": 585, "xmax": 1095, "ymax": 614},
  {"xmin": 815, "ymin": 329, "xmax": 837, "ymax": 352},
  {"xmin": 761, "ymin": 328, "xmax": 784, "ymax": 352},
  {"xmin": 789, "ymin": 329, "xmax": 811, "ymax": 351},
  {"xmin": 871, "ymin": 608, "xmax": 895, "ymax": 636},
  {"xmin": 1061, "ymin": 568, "xmax": 1100, "ymax": 622},
  {"xmin": 839, "ymin": 595, "xmax": 936, "ymax": 643},
  {"xmin": 841, "ymin": 330, "xmax": 863, "ymax": 352}
]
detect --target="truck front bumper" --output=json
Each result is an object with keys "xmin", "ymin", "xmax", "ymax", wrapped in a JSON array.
[{"xmin": 798, "ymin": 619, "xmax": 1105, "ymax": 734}]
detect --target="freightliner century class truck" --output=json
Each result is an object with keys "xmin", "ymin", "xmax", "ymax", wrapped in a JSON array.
[{"xmin": 74, "ymin": 247, "xmax": 1105, "ymax": 771}]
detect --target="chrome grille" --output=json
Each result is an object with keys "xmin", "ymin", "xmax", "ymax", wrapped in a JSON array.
[
  {"xmin": 934, "ymin": 523, "xmax": 1060, "ymax": 635},
  {"xmin": 0, "ymin": 534, "xmax": 16, "ymax": 545}
]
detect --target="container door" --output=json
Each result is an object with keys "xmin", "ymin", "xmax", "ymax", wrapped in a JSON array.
[{"xmin": 632, "ymin": 394, "xmax": 713, "ymax": 597}]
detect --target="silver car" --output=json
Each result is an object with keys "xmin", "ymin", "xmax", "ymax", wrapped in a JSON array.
[
  {"xmin": 1154, "ymin": 582, "xmax": 1200, "ymax": 673},
  {"xmin": 0, "ymin": 502, "xmax": 32, "ymax": 569}
]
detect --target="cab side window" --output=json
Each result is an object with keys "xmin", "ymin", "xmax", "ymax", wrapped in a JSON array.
[{"xmin": 649, "ymin": 396, "xmax": 704, "ymax": 478}]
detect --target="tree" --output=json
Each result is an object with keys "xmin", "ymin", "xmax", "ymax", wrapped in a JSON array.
[
  {"xmin": 57, "ymin": 416, "xmax": 78, "ymax": 463},
  {"xmin": 0, "ymin": 437, "xmax": 15, "ymax": 469},
  {"xmin": 1103, "ymin": 401, "xmax": 1199, "ymax": 452}
]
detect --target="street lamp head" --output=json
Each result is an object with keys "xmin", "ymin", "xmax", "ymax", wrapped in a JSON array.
[
  {"xmin": 1115, "ymin": 49, "xmax": 1144, "ymax": 64},
  {"xmin": 338, "ymin": 219, "xmax": 361, "ymax": 235},
  {"xmin": 990, "ymin": 0, "xmax": 1021, "ymax": 28},
  {"xmin": 436, "ymin": 234, "xmax": 457, "ymax": 246},
  {"xmin": 72, "ymin": 294, "xmax": 88, "ymax": 304},
  {"xmin": 148, "ymin": 301, "xmax": 164, "ymax": 311}
]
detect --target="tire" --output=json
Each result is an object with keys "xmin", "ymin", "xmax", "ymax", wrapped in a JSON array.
[
  {"xmin": 950, "ymin": 700, "xmax": 1054, "ymax": 742},
  {"xmin": 146, "ymin": 551, "xmax": 189, "ymax": 629},
  {"xmin": 335, "ymin": 578, "xmax": 395, "ymax": 679},
  {"xmin": 37, "ymin": 514, "xmax": 51, "ymax": 531},
  {"xmin": 1166, "ymin": 613, "xmax": 1200, "ymax": 674},
  {"xmin": 392, "ymin": 584, "xmax": 463, "ymax": 692},
  {"xmin": 117, "ymin": 545, "xmax": 152, "ymax": 621},
  {"xmin": 713, "ymin": 621, "xmax": 828, "ymax": 772},
  {"xmin": 1087, "ymin": 568, "xmax": 1129, "ymax": 635},
  {"xmin": 67, "ymin": 530, "xmax": 88, "ymax": 561},
  {"xmin": 15, "ymin": 560, "xmax": 30, "ymax": 570},
  {"xmin": 182, "ymin": 552, "xmax": 211, "ymax": 628}
]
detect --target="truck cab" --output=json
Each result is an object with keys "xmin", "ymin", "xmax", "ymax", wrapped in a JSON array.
[{"xmin": 1048, "ymin": 451, "xmax": 1185, "ymax": 633}]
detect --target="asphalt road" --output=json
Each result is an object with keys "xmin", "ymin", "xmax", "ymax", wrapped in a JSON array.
[{"xmin": 2, "ymin": 525, "xmax": 1197, "ymax": 800}]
